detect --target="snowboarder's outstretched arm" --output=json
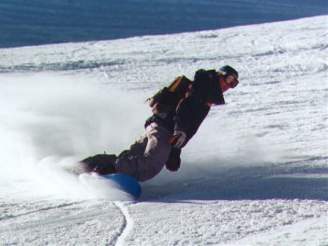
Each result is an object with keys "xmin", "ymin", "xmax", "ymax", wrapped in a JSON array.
[{"xmin": 172, "ymin": 94, "xmax": 211, "ymax": 148}]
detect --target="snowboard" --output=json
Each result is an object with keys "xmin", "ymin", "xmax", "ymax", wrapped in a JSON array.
[{"xmin": 79, "ymin": 172, "xmax": 142, "ymax": 200}]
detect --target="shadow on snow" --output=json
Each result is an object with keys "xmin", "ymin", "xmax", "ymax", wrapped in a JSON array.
[{"xmin": 141, "ymin": 160, "xmax": 328, "ymax": 202}]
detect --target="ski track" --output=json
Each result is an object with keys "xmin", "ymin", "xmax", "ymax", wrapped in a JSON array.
[
  {"xmin": 0, "ymin": 201, "xmax": 79, "ymax": 221},
  {"xmin": 112, "ymin": 202, "xmax": 134, "ymax": 246}
]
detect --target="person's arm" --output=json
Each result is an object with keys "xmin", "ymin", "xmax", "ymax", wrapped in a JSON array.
[
  {"xmin": 174, "ymin": 96, "xmax": 195, "ymax": 134},
  {"xmin": 172, "ymin": 95, "xmax": 210, "ymax": 147},
  {"xmin": 166, "ymin": 95, "xmax": 210, "ymax": 172}
]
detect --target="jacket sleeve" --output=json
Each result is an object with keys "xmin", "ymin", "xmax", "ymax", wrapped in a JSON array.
[
  {"xmin": 174, "ymin": 95, "xmax": 210, "ymax": 143},
  {"xmin": 173, "ymin": 96, "xmax": 195, "ymax": 133}
]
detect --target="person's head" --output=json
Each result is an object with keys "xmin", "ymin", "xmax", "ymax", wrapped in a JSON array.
[{"xmin": 217, "ymin": 65, "xmax": 239, "ymax": 93}]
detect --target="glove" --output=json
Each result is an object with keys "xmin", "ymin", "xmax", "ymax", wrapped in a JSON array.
[{"xmin": 169, "ymin": 130, "xmax": 187, "ymax": 148}]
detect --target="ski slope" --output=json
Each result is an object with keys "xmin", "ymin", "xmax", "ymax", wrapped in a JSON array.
[
  {"xmin": 1, "ymin": 0, "xmax": 327, "ymax": 48},
  {"xmin": 0, "ymin": 16, "xmax": 327, "ymax": 245}
]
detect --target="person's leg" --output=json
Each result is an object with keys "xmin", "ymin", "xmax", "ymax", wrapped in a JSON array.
[
  {"xmin": 80, "ymin": 154, "xmax": 117, "ymax": 174},
  {"xmin": 76, "ymin": 133, "xmax": 148, "ymax": 175},
  {"xmin": 115, "ymin": 122, "xmax": 171, "ymax": 182}
]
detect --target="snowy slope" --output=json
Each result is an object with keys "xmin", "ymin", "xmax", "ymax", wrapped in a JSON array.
[
  {"xmin": 0, "ymin": 16, "xmax": 327, "ymax": 245},
  {"xmin": 0, "ymin": 0, "xmax": 327, "ymax": 48}
]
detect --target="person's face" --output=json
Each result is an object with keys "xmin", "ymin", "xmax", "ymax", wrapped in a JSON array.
[{"xmin": 220, "ymin": 74, "xmax": 239, "ymax": 93}]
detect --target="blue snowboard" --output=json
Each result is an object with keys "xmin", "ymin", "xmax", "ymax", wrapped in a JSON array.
[{"xmin": 102, "ymin": 173, "xmax": 142, "ymax": 199}]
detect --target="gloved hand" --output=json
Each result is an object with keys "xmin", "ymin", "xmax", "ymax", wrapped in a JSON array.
[
  {"xmin": 170, "ymin": 130, "xmax": 187, "ymax": 148},
  {"xmin": 166, "ymin": 147, "xmax": 181, "ymax": 171}
]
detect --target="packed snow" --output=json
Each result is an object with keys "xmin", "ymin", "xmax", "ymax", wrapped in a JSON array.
[
  {"xmin": 1, "ymin": 0, "xmax": 327, "ymax": 48},
  {"xmin": 0, "ymin": 16, "xmax": 327, "ymax": 245}
]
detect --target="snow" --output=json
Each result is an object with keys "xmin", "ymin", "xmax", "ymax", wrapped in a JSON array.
[
  {"xmin": 0, "ymin": 15, "xmax": 327, "ymax": 245},
  {"xmin": 126, "ymin": 200, "xmax": 327, "ymax": 245},
  {"xmin": 1, "ymin": 0, "xmax": 327, "ymax": 48}
]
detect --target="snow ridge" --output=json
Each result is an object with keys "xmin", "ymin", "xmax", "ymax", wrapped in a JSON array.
[{"xmin": 112, "ymin": 202, "xmax": 134, "ymax": 246}]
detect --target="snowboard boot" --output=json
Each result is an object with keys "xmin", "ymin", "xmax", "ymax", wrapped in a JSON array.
[{"xmin": 80, "ymin": 154, "xmax": 117, "ymax": 175}]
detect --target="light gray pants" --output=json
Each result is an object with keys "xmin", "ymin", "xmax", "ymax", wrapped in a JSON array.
[{"xmin": 114, "ymin": 122, "xmax": 172, "ymax": 182}]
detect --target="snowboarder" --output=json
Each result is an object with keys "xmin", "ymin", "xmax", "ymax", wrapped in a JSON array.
[{"xmin": 79, "ymin": 65, "xmax": 239, "ymax": 182}]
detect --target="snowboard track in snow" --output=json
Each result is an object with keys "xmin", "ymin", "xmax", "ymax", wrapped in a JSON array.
[
  {"xmin": 0, "ymin": 201, "xmax": 80, "ymax": 221},
  {"xmin": 111, "ymin": 201, "xmax": 134, "ymax": 246}
]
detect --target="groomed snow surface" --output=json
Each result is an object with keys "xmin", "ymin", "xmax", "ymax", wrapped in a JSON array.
[{"xmin": 0, "ymin": 16, "xmax": 327, "ymax": 245}]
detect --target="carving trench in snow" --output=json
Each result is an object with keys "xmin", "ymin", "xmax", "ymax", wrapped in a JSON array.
[{"xmin": 112, "ymin": 202, "xmax": 134, "ymax": 246}]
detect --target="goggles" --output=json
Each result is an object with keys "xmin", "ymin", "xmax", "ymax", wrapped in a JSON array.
[{"xmin": 224, "ymin": 74, "xmax": 239, "ymax": 88}]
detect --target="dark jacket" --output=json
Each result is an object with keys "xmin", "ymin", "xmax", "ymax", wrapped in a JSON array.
[
  {"xmin": 174, "ymin": 69, "xmax": 225, "ymax": 145},
  {"xmin": 145, "ymin": 69, "xmax": 225, "ymax": 146},
  {"xmin": 173, "ymin": 94, "xmax": 211, "ymax": 145}
]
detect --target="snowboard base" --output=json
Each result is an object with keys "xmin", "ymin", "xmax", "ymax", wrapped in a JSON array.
[{"xmin": 79, "ymin": 173, "xmax": 142, "ymax": 200}]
